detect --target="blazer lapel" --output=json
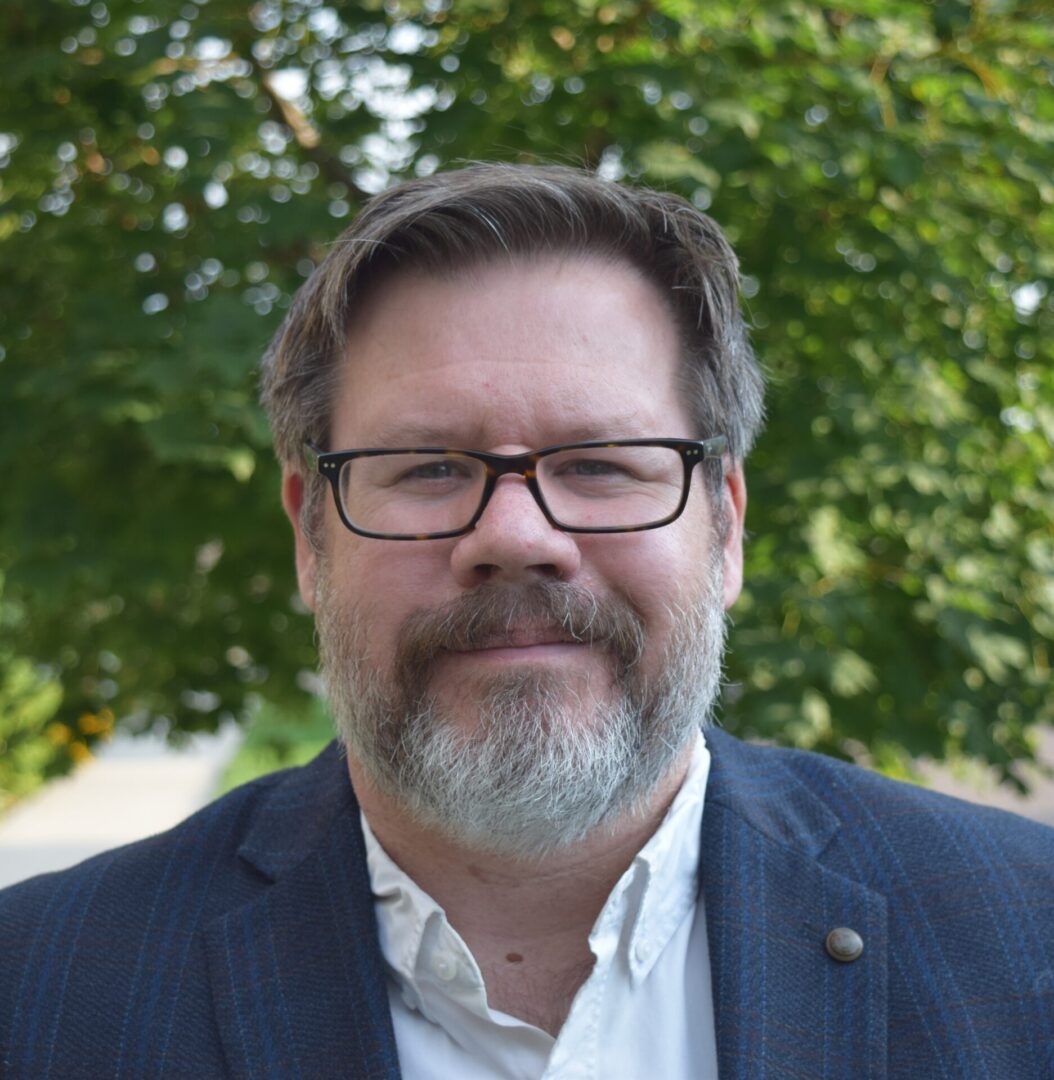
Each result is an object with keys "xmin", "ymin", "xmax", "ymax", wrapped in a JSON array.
[
  {"xmin": 204, "ymin": 746, "xmax": 400, "ymax": 1080},
  {"xmin": 702, "ymin": 730, "xmax": 888, "ymax": 1079}
]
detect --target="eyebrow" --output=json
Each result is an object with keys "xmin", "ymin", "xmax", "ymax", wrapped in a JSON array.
[
  {"xmin": 360, "ymin": 421, "xmax": 463, "ymax": 447},
  {"xmin": 356, "ymin": 413, "xmax": 649, "ymax": 450}
]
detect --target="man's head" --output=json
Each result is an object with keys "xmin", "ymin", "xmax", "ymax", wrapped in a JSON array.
[{"xmin": 261, "ymin": 164, "xmax": 764, "ymax": 857}]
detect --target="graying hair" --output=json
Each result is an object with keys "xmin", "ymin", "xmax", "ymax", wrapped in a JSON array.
[{"xmin": 260, "ymin": 162, "xmax": 765, "ymax": 536}]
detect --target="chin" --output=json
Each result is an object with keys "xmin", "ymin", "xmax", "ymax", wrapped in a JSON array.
[{"xmin": 430, "ymin": 665, "xmax": 617, "ymax": 736}]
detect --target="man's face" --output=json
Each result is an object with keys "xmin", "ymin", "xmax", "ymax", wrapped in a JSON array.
[{"xmin": 284, "ymin": 255, "xmax": 746, "ymax": 855}]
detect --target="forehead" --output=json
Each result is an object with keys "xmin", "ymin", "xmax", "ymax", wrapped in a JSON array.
[{"xmin": 331, "ymin": 254, "xmax": 691, "ymax": 449}]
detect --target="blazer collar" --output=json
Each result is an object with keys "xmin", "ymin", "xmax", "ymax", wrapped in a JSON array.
[
  {"xmin": 704, "ymin": 727, "xmax": 842, "ymax": 857},
  {"xmin": 701, "ymin": 728, "xmax": 889, "ymax": 1079},
  {"xmin": 235, "ymin": 740, "xmax": 355, "ymax": 882},
  {"xmin": 207, "ymin": 742, "xmax": 402, "ymax": 1079}
]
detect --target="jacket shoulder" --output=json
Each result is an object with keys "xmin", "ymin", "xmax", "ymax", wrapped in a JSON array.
[
  {"xmin": 780, "ymin": 736, "xmax": 1054, "ymax": 852},
  {"xmin": 0, "ymin": 741, "xmax": 352, "ymax": 1078},
  {"xmin": 1, "ymin": 758, "xmax": 280, "ymax": 923},
  {"xmin": 707, "ymin": 725, "xmax": 1054, "ymax": 855},
  {"xmin": 706, "ymin": 728, "xmax": 1054, "ymax": 938},
  {"xmin": 0, "ymin": 739, "xmax": 350, "ymax": 932}
]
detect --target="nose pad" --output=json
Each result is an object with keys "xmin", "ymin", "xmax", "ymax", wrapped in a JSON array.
[
  {"xmin": 485, "ymin": 473, "xmax": 546, "ymax": 519},
  {"xmin": 471, "ymin": 474, "xmax": 556, "ymax": 538}
]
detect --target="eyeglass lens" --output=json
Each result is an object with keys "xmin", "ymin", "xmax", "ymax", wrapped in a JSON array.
[{"xmin": 337, "ymin": 446, "xmax": 686, "ymax": 536}]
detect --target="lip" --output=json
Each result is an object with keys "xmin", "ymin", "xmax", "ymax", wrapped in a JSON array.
[
  {"xmin": 446, "ymin": 640, "xmax": 588, "ymax": 663},
  {"xmin": 451, "ymin": 627, "xmax": 583, "ymax": 650},
  {"xmin": 449, "ymin": 643, "xmax": 587, "ymax": 660}
]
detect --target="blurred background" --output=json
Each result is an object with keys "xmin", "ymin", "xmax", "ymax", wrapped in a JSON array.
[{"xmin": 1, "ymin": 0, "xmax": 1052, "ymax": 870}]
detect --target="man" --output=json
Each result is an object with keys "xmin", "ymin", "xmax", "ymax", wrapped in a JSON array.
[{"xmin": 1, "ymin": 164, "xmax": 1052, "ymax": 1079}]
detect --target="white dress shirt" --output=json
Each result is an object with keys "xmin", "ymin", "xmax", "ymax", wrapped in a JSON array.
[{"xmin": 361, "ymin": 730, "xmax": 719, "ymax": 1079}]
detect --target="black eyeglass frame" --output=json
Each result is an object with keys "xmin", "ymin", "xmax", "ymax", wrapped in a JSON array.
[{"xmin": 304, "ymin": 436, "xmax": 729, "ymax": 541}]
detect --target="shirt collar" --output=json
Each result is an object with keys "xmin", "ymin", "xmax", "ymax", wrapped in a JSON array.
[
  {"xmin": 587, "ymin": 729, "xmax": 709, "ymax": 984},
  {"xmin": 362, "ymin": 728, "xmax": 710, "ymax": 1010}
]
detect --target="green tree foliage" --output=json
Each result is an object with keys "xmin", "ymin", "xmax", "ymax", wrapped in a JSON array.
[{"xmin": 1, "ymin": 0, "xmax": 1051, "ymax": 805}]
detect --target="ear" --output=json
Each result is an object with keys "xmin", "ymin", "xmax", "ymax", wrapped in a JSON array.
[
  {"xmin": 281, "ymin": 469, "xmax": 319, "ymax": 613},
  {"xmin": 720, "ymin": 462, "xmax": 747, "ymax": 611}
]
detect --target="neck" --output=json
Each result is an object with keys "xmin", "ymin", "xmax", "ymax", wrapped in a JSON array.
[{"xmin": 349, "ymin": 743, "xmax": 694, "ymax": 1034}]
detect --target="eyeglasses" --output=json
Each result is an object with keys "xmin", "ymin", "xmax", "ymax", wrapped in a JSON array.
[{"xmin": 304, "ymin": 436, "xmax": 728, "ymax": 541}]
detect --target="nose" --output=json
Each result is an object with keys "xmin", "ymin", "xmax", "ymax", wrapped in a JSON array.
[{"xmin": 449, "ymin": 474, "xmax": 582, "ymax": 587}]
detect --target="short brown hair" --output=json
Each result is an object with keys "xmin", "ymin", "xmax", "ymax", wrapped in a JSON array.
[{"xmin": 260, "ymin": 163, "xmax": 764, "ymax": 523}]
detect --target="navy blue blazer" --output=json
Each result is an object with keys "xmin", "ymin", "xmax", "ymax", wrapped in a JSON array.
[{"xmin": 2, "ymin": 729, "xmax": 1053, "ymax": 1078}]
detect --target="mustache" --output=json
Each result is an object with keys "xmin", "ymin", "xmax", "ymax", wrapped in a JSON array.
[{"xmin": 393, "ymin": 580, "xmax": 647, "ymax": 682}]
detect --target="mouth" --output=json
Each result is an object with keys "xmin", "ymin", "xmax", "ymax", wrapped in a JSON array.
[{"xmin": 446, "ymin": 628, "xmax": 588, "ymax": 661}]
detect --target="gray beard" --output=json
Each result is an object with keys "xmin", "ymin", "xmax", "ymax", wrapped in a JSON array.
[{"xmin": 315, "ymin": 566, "xmax": 726, "ymax": 860}]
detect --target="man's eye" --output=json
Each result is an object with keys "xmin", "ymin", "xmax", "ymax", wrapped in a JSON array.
[
  {"xmin": 560, "ymin": 458, "xmax": 634, "ymax": 479},
  {"xmin": 576, "ymin": 460, "xmax": 624, "ymax": 475},
  {"xmin": 394, "ymin": 460, "xmax": 471, "ymax": 483}
]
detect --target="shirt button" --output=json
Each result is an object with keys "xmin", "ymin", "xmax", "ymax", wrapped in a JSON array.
[
  {"xmin": 825, "ymin": 927, "xmax": 864, "ymax": 963},
  {"xmin": 431, "ymin": 953, "xmax": 457, "ymax": 981}
]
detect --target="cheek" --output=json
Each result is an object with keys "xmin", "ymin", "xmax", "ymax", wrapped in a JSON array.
[
  {"xmin": 588, "ymin": 529, "xmax": 711, "ymax": 630},
  {"xmin": 323, "ymin": 539, "xmax": 454, "ymax": 658}
]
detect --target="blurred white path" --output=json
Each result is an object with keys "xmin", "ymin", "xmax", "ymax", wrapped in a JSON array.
[
  {"xmin": 0, "ymin": 724, "xmax": 243, "ymax": 890},
  {"xmin": 919, "ymin": 725, "xmax": 1054, "ymax": 828}
]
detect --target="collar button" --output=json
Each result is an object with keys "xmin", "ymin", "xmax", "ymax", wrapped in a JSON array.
[{"xmin": 431, "ymin": 953, "xmax": 458, "ymax": 982}]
